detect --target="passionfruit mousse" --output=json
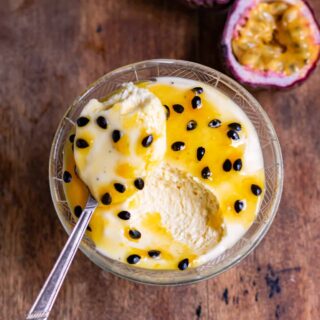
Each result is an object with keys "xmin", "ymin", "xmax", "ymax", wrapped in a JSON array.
[
  {"xmin": 62, "ymin": 77, "xmax": 265, "ymax": 270},
  {"xmin": 222, "ymin": 0, "xmax": 320, "ymax": 88}
]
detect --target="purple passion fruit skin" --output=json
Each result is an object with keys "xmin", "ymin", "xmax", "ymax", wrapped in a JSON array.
[
  {"xmin": 179, "ymin": 0, "xmax": 234, "ymax": 9},
  {"xmin": 221, "ymin": 0, "xmax": 320, "ymax": 89}
]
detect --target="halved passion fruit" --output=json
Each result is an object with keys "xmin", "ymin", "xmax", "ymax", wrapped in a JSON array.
[
  {"xmin": 222, "ymin": 0, "xmax": 320, "ymax": 88},
  {"xmin": 179, "ymin": 0, "xmax": 234, "ymax": 9}
]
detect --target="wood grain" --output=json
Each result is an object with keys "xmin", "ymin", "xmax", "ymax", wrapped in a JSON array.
[{"xmin": 1, "ymin": 0, "xmax": 319, "ymax": 319}]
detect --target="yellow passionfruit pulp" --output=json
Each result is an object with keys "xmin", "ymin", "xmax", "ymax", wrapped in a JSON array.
[{"xmin": 222, "ymin": 0, "xmax": 320, "ymax": 88}]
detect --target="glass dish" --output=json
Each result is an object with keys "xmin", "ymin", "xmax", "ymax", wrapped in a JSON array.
[{"xmin": 49, "ymin": 59, "xmax": 283, "ymax": 285}]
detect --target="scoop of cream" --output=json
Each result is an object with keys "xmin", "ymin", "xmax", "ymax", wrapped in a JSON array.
[{"xmin": 74, "ymin": 83, "xmax": 166, "ymax": 205}]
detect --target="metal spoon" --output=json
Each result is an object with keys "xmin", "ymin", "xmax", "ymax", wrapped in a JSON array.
[{"xmin": 26, "ymin": 194, "xmax": 98, "ymax": 320}]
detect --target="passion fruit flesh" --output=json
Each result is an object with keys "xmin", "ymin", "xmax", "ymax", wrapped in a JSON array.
[
  {"xmin": 233, "ymin": 1, "xmax": 319, "ymax": 75},
  {"xmin": 223, "ymin": 0, "xmax": 320, "ymax": 88}
]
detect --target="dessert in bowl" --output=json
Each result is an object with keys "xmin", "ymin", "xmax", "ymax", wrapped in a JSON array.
[{"xmin": 50, "ymin": 59, "xmax": 283, "ymax": 284}]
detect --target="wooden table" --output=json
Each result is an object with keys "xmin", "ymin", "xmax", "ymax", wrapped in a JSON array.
[{"xmin": 1, "ymin": 1, "xmax": 319, "ymax": 319}]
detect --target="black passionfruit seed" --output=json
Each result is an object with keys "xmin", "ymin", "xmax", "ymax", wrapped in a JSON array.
[
  {"xmin": 112, "ymin": 130, "xmax": 122, "ymax": 143},
  {"xmin": 197, "ymin": 147, "xmax": 205, "ymax": 161},
  {"xmin": 134, "ymin": 178, "xmax": 145, "ymax": 190},
  {"xmin": 127, "ymin": 254, "xmax": 141, "ymax": 264},
  {"xmin": 164, "ymin": 105, "xmax": 170, "ymax": 119},
  {"xmin": 191, "ymin": 87, "xmax": 203, "ymax": 94},
  {"xmin": 227, "ymin": 130, "xmax": 240, "ymax": 141},
  {"xmin": 233, "ymin": 159, "xmax": 242, "ymax": 171},
  {"xmin": 186, "ymin": 120, "xmax": 197, "ymax": 131},
  {"xmin": 191, "ymin": 96, "xmax": 202, "ymax": 109},
  {"xmin": 178, "ymin": 258, "xmax": 189, "ymax": 270},
  {"xmin": 129, "ymin": 229, "xmax": 141, "ymax": 239},
  {"xmin": 74, "ymin": 205, "xmax": 83, "ymax": 218},
  {"xmin": 228, "ymin": 122, "xmax": 242, "ymax": 132},
  {"xmin": 142, "ymin": 135, "xmax": 153, "ymax": 147},
  {"xmin": 173, "ymin": 104, "xmax": 184, "ymax": 114},
  {"xmin": 234, "ymin": 200, "xmax": 245, "ymax": 213},
  {"xmin": 77, "ymin": 117, "xmax": 90, "ymax": 127},
  {"xmin": 201, "ymin": 166, "xmax": 212, "ymax": 179},
  {"xmin": 69, "ymin": 134, "xmax": 75, "ymax": 143},
  {"xmin": 171, "ymin": 141, "xmax": 185, "ymax": 151},
  {"xmin": 251, "ymin": 184, "xmax": 262, "ymax": 196},
  {"xmin": 223, "ymin": 159, "xmax": 232, "ymax": 172},
  {"xmin": 148, "ymin": 250, "xmax": 161, "ymax": 258},
  {"xmin": 114, "ymin": 183, "xmax": 126, "ymax": 193},
  {"xmin": 101, "ymin": 192, "xmax": 112, "ymax": 205},
  {"xmin": 63, "ymin": 170, "xmax": 72, "ymax": 183},
  {"xmin": 76, "ymin": 139, "xmax": 89, "ymax": 148},
  {"xmin": 208, "ymin": 119, "xmax": 221, "ymax": 128},
  {"xmin": 96, "ymin": 116, "xmax": 108, "ymax": 129},
  {"xmin": 117, "ymin": 211, "xmax": 131, "ymax": 220}
]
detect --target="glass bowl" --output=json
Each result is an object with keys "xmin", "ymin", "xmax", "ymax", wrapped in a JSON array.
[{"xmin": 49, "ymin": 59, "xmax": 283, "ymax": 285}]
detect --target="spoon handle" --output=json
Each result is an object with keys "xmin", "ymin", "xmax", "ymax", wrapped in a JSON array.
[{"xmin": 26, "ymin": 196, "xmax": 97, "ymax": 320}]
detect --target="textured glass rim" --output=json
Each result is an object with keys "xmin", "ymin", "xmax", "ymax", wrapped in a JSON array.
[{"xmin": 49, "ymin": 59, "xmax": 284, "ymax": 286}]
